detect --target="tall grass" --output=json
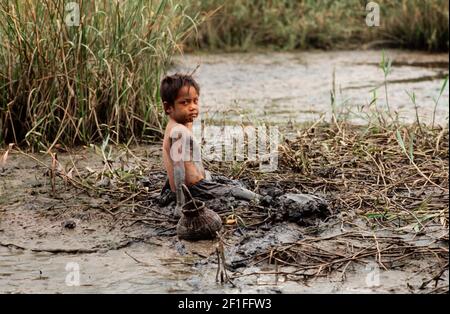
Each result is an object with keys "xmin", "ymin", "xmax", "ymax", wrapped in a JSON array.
[
  {"xmin": 1, "ymin": 0, "xmax": 447, "ymax": 149},
  {"xmin": 0, "ymin": 0, "xmax": 198, "ymax": 149},
  {"xmin": 187, "ymin": 0, "xmax": 364, "ymax": 51},
  {"xmin": 186, "ymin": 0, "xmax": 449, "ymax": 52},
  {"xmin": 378, "ymin": 0, "xmax": 449, "ymax": 51}
]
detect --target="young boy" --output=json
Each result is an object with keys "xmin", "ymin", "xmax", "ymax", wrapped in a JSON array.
[{"xmin": 159, "ymin": 73, "xmax": 261, "ymax": 217}]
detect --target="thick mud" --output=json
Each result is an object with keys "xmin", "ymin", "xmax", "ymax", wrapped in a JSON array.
[{"xmin": 0, "ymin": 147, "xmax": 447, "ymax": 293}]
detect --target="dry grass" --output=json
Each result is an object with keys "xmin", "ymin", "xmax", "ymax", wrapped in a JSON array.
[
  {"xmin": 205, "ymin": 120, "xmax": 449, "ymax": 231},
  {"xmin": 2, "ymin": 111, "xmax": 448, "ymax": 292},
  {"xmin": 7, "ymin": 115, "xmax": 446, "ymax": 231}
]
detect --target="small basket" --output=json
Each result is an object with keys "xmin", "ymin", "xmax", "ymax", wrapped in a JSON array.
[{"xmin": 176, "ymin": 184, "xmax": 222, "ymax": 241}]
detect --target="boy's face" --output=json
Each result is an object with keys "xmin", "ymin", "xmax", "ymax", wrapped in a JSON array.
[{"xmin": 166, "ymin": 85, "xmax": 199, "ymax": 124}]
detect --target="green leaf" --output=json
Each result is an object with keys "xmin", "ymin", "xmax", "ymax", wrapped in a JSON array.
[
  {"xmin": 395, "ymin": 130, "xmax": 406, "ymax": 154},
  {"xmin": 101, "ymin": 133, "xmax": 110, "ymax": 153},
  {"xmin": 438, "ymin": 76, "xmax": 449, "ymax": 98},
  {"xmin": 405, "ymin": 90, "xmax": 416, "ymax": 104},
  {"xmin": 366, "ymin": 213, "xmax": 384, "ymax": 219}
]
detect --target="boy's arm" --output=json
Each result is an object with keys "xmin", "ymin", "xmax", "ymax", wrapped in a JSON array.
[
  {"xmin": 173, "ymin": 159, "xmax": 185, "ymax": 212},
  {"xmin": 169, "ymin": 126, "xmax": 191, "ymax": 215}
]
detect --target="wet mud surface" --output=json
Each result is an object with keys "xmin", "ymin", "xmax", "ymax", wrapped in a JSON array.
[{"xmin": 0, "ymin": 147, "xmax": 448, "ymax": 293}]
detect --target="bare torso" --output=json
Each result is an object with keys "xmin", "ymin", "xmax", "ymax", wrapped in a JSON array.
[{"xmin": 163, "ymin": 120, "xmax": 205, "ymax": 192}]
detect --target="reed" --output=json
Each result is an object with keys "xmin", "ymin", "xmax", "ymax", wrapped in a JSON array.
[
  {"xmin": 0, "ymin": 0, "xmax": 199, "ymax": 149},
  {"xmin": 186, "ymin": 0, "xmax": 449, "ymax": 52}
]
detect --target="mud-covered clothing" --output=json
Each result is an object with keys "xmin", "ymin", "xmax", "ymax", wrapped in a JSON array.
[
  {"xmin": 159, "ymin": 174, "xmax": 259, "ymax": 207},
  {"xmin": 158, "ymin": 172, "xmax": 331, "ymax": 226}
]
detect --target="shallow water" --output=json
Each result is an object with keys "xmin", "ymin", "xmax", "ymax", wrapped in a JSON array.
[{"xmin": 172, "ymin": 50, "xmax": 449, "ymax": 126}]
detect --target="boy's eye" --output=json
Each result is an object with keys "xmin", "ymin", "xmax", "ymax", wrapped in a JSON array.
[{"xmin": 178, "ymin": 99, "xmax": 198, "ymax": 106}]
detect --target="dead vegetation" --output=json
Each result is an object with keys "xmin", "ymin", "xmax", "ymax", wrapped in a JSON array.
[{"xmin": 1, "ymin": 116, "xmax": 448, "ymax": 292}]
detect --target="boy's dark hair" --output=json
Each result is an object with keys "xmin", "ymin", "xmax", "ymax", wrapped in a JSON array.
[{"xmin": 160, "ymin": 73, "xmax": 200, "ymax": 113}]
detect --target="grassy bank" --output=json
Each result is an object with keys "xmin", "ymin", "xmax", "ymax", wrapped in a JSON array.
[
  {"xmin": 0, "ymin": 0, "xmax": 448, "ymax": 149},
  {"xmin": 0, "ymin": 0, "xmax": 198, "ymax": 150},
  {"xmin": 186, "ymin": 0, "xmax": 449, "ymax": 52}
]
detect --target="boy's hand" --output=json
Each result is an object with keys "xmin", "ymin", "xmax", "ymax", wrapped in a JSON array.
[{"xmin": 173, "ymin": 205, "xmax": 182, "ymax": 218}]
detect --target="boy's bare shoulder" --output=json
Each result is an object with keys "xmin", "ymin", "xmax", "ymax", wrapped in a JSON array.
[{"xmin": 168, "ymin": 123, "xmax": 192, "ymax": 140}]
